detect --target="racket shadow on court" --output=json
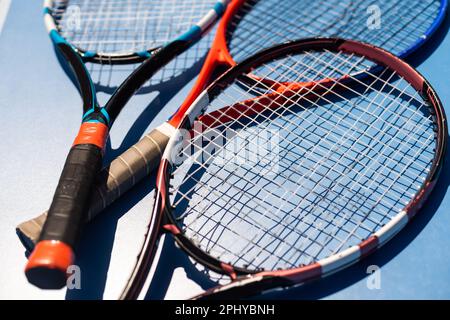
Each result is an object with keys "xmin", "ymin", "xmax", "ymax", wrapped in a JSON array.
[
  {"xmin": 145, "ymin": 14, "xmax": 450, "ymax": 300},
  {"xmin": 44, "ymin": 45, "xmax": 213, "ymax": 299}
]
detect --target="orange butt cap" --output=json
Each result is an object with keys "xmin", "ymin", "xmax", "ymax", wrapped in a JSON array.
[
  {"xmin": 25, "ymin": 240, "xmax": 74, "ymax": 289},
  {"xmin": 73, "ymin": 122, "xmax": 109, "ymax": 149}
]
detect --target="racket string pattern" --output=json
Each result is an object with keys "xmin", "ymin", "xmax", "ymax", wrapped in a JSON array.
[
  {"xmin": 49, "ymin": 0, "xmax": 220, "ymax": 85},
  {"xmin": 155, "ymin": 40, "xmax": 445, "ymax": 298},
  {"xmin": 227, "ymin": 0, "xmax": 444, "ymax": 62},
  {"xmin": 50, "ymin": 0, "xmax": 217, "ymax": 56}
]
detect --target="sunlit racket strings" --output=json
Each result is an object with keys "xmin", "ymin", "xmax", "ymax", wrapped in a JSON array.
[
  {"xmin": 49, "ymin": 0, "xmax": 218, "ymax": 85},
  {"xmin": 169, "ymin": 49, "xmax": 436, "ymax": 272},
  {"xmin": 52, "ymin": 0, "xmax": 217, "ymax": 54}
]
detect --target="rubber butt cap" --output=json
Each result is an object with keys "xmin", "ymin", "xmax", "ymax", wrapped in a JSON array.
[{"xmin": 25, "ymin": 240, "xmax": 74, "ymax": 289}]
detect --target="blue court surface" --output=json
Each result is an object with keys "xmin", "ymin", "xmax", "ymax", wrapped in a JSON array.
[{"xmin": 0, "ymin": 0, "xmax": 449, "ymax": 300}]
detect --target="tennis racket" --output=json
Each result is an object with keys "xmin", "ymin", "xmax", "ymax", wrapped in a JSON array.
[
  {"xmin": 25, "ymin": 0, "xmax": 230, "ymax": 289},
  {"xmin": 135, "ymin": 38, "xmax": 447, "ymax": 300},
  {"xmin": 19, "ymin": 0, "xmax": 447, "ymax": 257}
]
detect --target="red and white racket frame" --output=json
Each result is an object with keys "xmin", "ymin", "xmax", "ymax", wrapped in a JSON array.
[{"xmin": 155, "ymin": 38, "xmax": 447, "ymax": 299}]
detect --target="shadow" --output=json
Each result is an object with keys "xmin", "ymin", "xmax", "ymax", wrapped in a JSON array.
[{"xmin": 61, "ymin": 60, "xmax": 204, "ymax": 298}]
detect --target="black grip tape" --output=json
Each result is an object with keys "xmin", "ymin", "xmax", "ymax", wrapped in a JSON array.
[{"xmin": 39, "ymin": 144, "xmax": 103, "ymax": 247}]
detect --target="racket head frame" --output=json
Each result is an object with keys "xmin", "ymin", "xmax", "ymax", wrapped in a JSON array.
[
  {"xmin": 43, "ymin": 0, "xmax": 231, "ymax": 64},
  {"xmin": 157, "ymin": 38, "xmax": 448, "ymax": 299}
]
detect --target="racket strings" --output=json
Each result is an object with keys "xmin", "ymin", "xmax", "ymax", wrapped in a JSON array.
[
  {"xmin": 179, "ymin": 85, "xmax": 422, "ymax": 262},
  {"xmin": 292, "ymin": 51, "xmax": 434, "ymax": 153},
  {"xmin": 173, "ymin": 134, "xmax": 329, "ymax": 266},
  {"xmin": 51, "ymin": 0, "xmax": 216, "ymax": 55},
  {"xmin": 232, "ymin": 54, "xmax": 434, "ymax": 213},
  {"xmin": 225, "ymin": 53, "xmax": 432, "ymax": 170},
  {"xmin": 169, "ymin": 49, "xmax": 437, "ymax": 272},
  {"xmin": 181, "ymin": 55, "xmax": 428, "ymax": 260},
  {"xmin": 226, "ymin": 0, "xmax": 442, "ymax": 63},
  {"xmin": 226, "ymin": 0, "xmax": 352, "ymax": 62},
  {"xmin": 372, "ymin": 1, "xmax": 441, "ymax": 51},
  {"xmin": 179, "ymin": 156, "xmax": 372, "ymax": 268}
]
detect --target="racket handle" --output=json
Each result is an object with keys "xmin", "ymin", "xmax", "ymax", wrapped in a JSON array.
[
  {"xmin": 17, "ymin": 128, "xmax": 169, "ymax": 251},
  {"xmin": 25, "ymin": 143, "xmax": 103, "ymax": 289}
]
